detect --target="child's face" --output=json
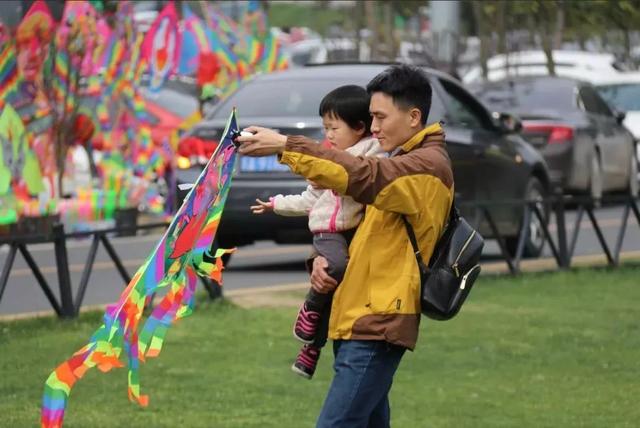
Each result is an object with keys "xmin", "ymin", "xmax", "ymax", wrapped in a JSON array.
[{"xmin": 322, "ymin": 114, "xmax": 365, "ymax": 151}]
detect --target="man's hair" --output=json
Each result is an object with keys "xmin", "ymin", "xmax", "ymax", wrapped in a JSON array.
[
  {"xmin": 319, "ymin": 85, "xmax": 372, "ymax": 134},
  {"xmin": 366, "ymin": 64, "xmax": 432, "ymax": 125}
]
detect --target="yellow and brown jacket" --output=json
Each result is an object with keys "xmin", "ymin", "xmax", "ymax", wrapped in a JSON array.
[{"xmin": 280, "ymin": 123, "xmax": 453, "ymax": 350}]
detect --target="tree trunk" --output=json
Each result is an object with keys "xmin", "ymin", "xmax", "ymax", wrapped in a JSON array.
[
  {"xmin": 471, "ymin": 1, "xmax": 489, "ymax": 80},
  {"xmin": 623, "ymin": 28, "xmax": 631, "ymax": 61},
  {"xmin": 355, "ymin": 0, "xmax": 364, "ymax": 61},
  {"xmin": 535, "ymin": 1, "xmax": 556, "ymax": 76},
  {"xmin": 364, "ymin": 1, "xmax": 379, "ymax": 60},
  {"xmin": 383, "ymin": 1, "xmax": 396, "ymax": 61},
  {"xmin": 497, "ymin": 1, "xmax": 507, "ymax": 55},
  {"xmin": 541, "ymin": 30, "xmax": 555, "ymax": 75},
  {"xmin": 554, "ymin": 1, "xmax": 565, "ymax": 49}
]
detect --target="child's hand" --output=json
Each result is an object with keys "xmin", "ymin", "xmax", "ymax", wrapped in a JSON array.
[{"xmin": 250, "ymin": 198, "xmax": 273, "ymax": 214}]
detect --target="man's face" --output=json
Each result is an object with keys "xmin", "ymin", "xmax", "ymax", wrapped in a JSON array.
[{"xmin": 369, "ymin": 92, "xmax": 421, "ymax": 152}]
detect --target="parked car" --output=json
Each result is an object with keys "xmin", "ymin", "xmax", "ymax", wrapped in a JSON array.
[
  {"xmin": 462, "ymin": 50, "xmax": 625, "ymax": 85},
  {"xmin": 142, "ymin": 84, "xmax": 199, "ymax": 146},
  {"xmin": 473, "ymin": 76, "xmax": 638, "ymax": 198},
  {"xmin": 177, "ymin": 64, "xmax": 552, "ymax": 257},
  {"xmin": 592, "ymin": 72, "xmax": 640, "ymax": 165}
]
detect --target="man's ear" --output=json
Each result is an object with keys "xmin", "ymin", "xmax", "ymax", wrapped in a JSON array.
[{"xmin": 409, "ymin": 108, "xmax": 422, "ymax": 128}]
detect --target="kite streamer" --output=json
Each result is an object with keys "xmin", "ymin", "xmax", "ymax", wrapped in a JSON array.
[
  {"xmin": 0, "ymin": 42, "xmax": 20, "ymax": 103},
  {"xmin": 41, "ymin": 110, "xmax": 240, "ymax": 427},
  {"xmin": 179, "ymin": 3, "xmax": 211, "ymax": 76}
]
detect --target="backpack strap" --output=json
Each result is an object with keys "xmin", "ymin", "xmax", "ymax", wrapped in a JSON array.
[
  {"xmin": 402, "ymin": 216, "xmax": 430, "ymax": 278},
  {"xmin": 402, "ymin": 198, "xmax": 456, "ymax": 277}
]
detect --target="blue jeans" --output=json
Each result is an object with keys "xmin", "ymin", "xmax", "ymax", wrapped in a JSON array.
[{"xmin": 316, "ymin": 340, "xmax": 406, "ymax": 428}]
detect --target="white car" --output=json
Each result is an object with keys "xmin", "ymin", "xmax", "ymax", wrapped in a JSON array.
[
  {"xmin": 592, "ymin": 72, "xmax": 640, "ymax": 139},
  {"xmin": 462, "ymin": 50, "xmax": 624, "ymax": 84},
  {"xmin": 593, "ymin": 72, "xmax": 640, "ymax": 179}
]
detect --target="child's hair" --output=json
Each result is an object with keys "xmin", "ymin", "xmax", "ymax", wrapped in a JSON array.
[{"xmin": 318, "ymin": 85, "xmax": 372, "ymax": 134}]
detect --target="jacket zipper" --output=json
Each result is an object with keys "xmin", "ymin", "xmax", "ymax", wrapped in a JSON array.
[
  {"xmin": 328, "ymin": 191, "xmax": 341, "ymax": 232},
  {"xmin": 452, "ymin": 230, "xmax": 476, "ymax": 277}
]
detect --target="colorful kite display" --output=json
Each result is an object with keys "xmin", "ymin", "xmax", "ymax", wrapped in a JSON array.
[
  {"xmin": 41, "ymin": 110, "xmax": 240, "ymax": 427},
  {"xmin": 0, "ymin": 0, "xmax": 289, "ymax": 230},
  {"xmin": 0, "ymin": 31, "xmax": 20, "ymax": 103},
  {"xmin": 141, "ymin": 1, "xmax": 180, "ymax": 92}
]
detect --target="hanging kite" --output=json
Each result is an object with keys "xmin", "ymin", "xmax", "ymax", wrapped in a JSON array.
[
  {"xmin": 14, "ymin": 0, "xmax": 55, "ymax": 105},
  {"xmin": 179, "ymin": 3, "xmax": 211, "ymax": 77},
  {"xmin": 41, "ymin": 110, "xmax": 240, "ymax": 428},
  {"xmin": 0, "ymin": 23, "xmax": 21, "ymax": 104},
  {"xmin": 0, "ymin": 101, "xmax": 44, "ymax": 225},
  {"xmin": 141, "ymin": 1, "xmax": 180, "ymax": 92}
]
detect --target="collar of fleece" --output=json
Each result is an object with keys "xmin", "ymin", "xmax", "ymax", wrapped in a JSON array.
[{"xmin": 400, "ymin": 122, "xmax": 444, "ymax": 153}]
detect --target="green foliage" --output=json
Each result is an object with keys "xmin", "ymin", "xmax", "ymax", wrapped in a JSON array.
[
  {"xmin": 2, "ymin": 267, "xmax": 640, "ymax": 427},
  {"xmin": 267, "ymin": 2, "xmax": 348, "ymax": 36},
  {"xmin": 465, "ymin": 0, "xmax": 640, "ymax": 42}
]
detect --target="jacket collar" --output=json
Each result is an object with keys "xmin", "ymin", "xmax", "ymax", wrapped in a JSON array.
[{"xmin": 400, "ymin": 122, "xmax": 444, "ymax": 153}]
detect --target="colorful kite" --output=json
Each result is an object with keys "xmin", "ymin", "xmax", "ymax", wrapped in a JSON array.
[
  {"xmin": 0, "ymin": 30, "xmax": 20, "ymax": 104},
  {"xmin": 0, "ymin": 100, "xmax": 44, "ymax": 197},
  {"xmin": 41, "ymin": 110, "xmax": 240, "ymax": 427},
  {"xmin": 179, "ymin": 3, "xmax": 212, "ymax": 76},
  {"xmin": 141, "ymin": 1, "xmax": 180, "ymax": 92},
  {"xmin": 15, "ymin": 0, "xmax": 55, "ymax": 85}
]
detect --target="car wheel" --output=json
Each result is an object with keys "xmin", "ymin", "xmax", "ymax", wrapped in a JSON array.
[
  {"xmin": 589, "ymin": 153, "xmax": 603, "ymax": 201},
  {"xmin": 628, "ymin": 150, "xmax": 639, "ymax": 197},
  {"xmin": 506, "ymin": 176, "xmax": 548, "ymax": 258}
]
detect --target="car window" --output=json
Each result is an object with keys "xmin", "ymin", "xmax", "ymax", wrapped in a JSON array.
[
  {"xmin": 427, "ymin": 87, "xmax": 446, "ymax": 124},
  {"xmin": 596, "ymin": 83, "xmax": 640, "ymax": 112},
  {"xmin": 438, "ymin": 78, "xmax": 490, "ymax": 129},
  {"xmin": 143, "ymin": 87, "xmax": 198, "ymax": 119},
  {"xmin": 579, "ymin": 86, "xmax": 613, "ymax": 117},
  {"xmin": 210, "ymin": 79, "xmax": 367, "ymax": 119},
  {"xmin": 473, "ymin": 78, "xmax": 576, "ymax": 117}
]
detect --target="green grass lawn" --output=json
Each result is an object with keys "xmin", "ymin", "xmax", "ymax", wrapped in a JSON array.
[{"xmin": 1, "ymin": 266, "xmax": 639, "ymax": 427}]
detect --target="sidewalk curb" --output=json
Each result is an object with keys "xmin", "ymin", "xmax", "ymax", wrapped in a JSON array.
[{"xmin": 3, "ymin": 251, "xmax": 640, "ymax": 320}]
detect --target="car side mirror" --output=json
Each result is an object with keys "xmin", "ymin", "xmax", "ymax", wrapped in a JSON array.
[
  {"xmin": 614, "ymin": 110, "xmax": 626, "ymax": 125},
  {"xmin": 494, "ymin": 112, "xmax": 522, "ymax": 134}
]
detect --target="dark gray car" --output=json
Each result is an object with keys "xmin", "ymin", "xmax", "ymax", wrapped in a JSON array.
[
  {"xmin": 473, "ymin": 76, "xmax": 638, "ymax": 199},
  {"xmin": 177, "ymin": 64, "xmax": 551, "ymax": 257}
]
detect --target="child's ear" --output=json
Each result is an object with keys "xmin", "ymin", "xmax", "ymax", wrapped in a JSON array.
[{"xmin": 356, "ymin": 121, "xmax": 367, "ymax": 138}]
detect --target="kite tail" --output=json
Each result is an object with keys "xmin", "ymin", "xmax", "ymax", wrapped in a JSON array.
[
  {"xmin": 192, "ymin": 247, "xmax": 235, "ymax": 284},
  {"xmin": 40, "ymin": 333, "xmax": 125, "ymax": 428},
  {"xmin": 41, "ymin": 346, "xmax": 92, "ymax": 428},
  {"xmin": 138, "ymin": 272, "xmax": 189, "ymax": 359},
  {"xmin": 41, "ymin": 266, "xmax": 148, "ymax": 427}
]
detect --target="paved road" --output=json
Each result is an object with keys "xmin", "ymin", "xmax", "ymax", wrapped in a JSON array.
[{"xmin": 1, "ymin": 204, "xmax": 639, "ymax": 317}]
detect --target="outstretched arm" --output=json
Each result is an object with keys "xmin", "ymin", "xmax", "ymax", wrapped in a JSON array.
[
  {"xmin": 238, "ymin": 125, "xmax": 452, "ymax": 215},
  {"xmin": 271, "ymin": 185, "xmax": 323, "ymax": 216}
]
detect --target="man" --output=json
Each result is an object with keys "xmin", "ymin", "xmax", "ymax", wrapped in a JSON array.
[{"xmin": 237, "ymin": 64, "xmax": 453, "ymax": 427}]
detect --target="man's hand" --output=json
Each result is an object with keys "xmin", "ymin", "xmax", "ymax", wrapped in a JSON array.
[
  {"xmin": 307, "ymin": 179, "xmax": 324, "ymax": 190},
  {"xmin": 250, "ymin": 198, "xmax": 273, "ymax": 214},
  {"xmin": 310, "ymin": 256, "xmax": 338, "ymax": 294},
  {"xmin": 236, "ymin": 126, "xmax": 287, "ymax": 157}
]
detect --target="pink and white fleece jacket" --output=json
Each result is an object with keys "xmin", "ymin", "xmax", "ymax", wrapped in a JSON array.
[{"xmin": 271, "ymin": 136, "xmax": 384, "ymax": 233}]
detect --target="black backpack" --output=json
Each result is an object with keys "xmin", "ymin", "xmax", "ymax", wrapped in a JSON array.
[{"xmin": 403, "ymin": 203, "xmax": 484, "ymax": 320}]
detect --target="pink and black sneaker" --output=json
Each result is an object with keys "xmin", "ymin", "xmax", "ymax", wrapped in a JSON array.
[
  {"xmin": 293, "ymin": 302, "xmax": 321, "ymax": 343},
  {"xmin": 291, "ymin": 344, "xmax": 321, "ymax": 379}
]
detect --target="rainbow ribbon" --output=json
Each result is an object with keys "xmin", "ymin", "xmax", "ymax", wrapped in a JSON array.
[
  {"xmin": 41, "ymin": 110, "xmax": 240, "ymax": 427},
  {"xmin": 0, "ymin": 40, "xmax": 20, "ymax": 103}
]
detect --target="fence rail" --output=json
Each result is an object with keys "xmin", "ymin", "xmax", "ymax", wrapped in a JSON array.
[{"xmin": 1, "ymin": 193, "xmax": 640, "ymax": 318}]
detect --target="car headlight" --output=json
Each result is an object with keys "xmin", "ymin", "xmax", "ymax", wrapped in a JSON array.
[{"xmin": 177, "ymin": 156, "xmax": 191, "ymax": 169}]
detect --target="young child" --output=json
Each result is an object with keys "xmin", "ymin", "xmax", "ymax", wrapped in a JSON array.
[{"xmin": 251, "ymin": 85, "xmax": 383, "ymax": 379}]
